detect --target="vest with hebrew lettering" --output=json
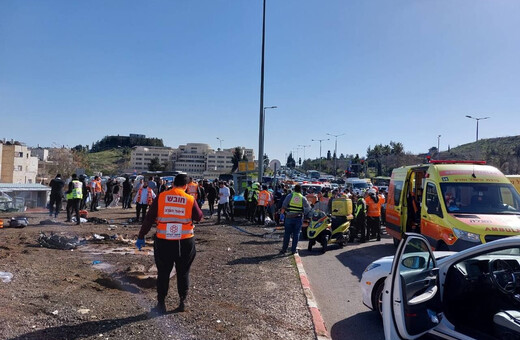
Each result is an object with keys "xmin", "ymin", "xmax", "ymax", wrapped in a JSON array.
[
  {"xmin": 287, "ymin": 192, "xmax": 304, "ymax": 213},
  {"xmin": 156, "ymin": 187, "xmax": 195, "ymax": 240},
  {"xmin": 257, "ymin": 190, "xmax": 270, "ymax": 206}
]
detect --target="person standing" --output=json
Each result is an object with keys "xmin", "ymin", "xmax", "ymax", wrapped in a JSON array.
[
  {"xmin": 48, "ymin": 174, "xmax": 65, "ymax": 218},
  {"xmin": 104, "ymin": 178, "xmax": 114, "ymax": 208},
  {"xmin": 280, "ymin": 184, "xmax": 311, "ymax": 255},
  {"xmin": 206, "ymin": 181, "xmax": 217, "ymax": 216},
  {"xmin": 133, "ymin": 180, "xmax": 156, "ymax": 222},
  {"xmin": 365, "ymin": 188, "xmax": 385, "ymax": 241},
  {"xmin": 197, "ymin": 180, "xmax": 205, "ymax": 209},
  {"xmin": 217, "ymin": 181, "xmax": 231, "ymax": 224},
  {"xmin": 65, "ymin": 174, "xmax": 83, "ymax": 225},
  {"xmin": 112, "ymin": 180, "xmax": 121, "ymax": 207},
  {"xmin": 79, "ymin": 175, "xmax": 89, "ymax": 210},
  {"xmin": 122, "ymin": 176, "xmax": 132, "ymax": 209},
  {"xmin": 353, "ymin": 193, "xmax": 367, "ymax": 243},
  {"xmin": 135, "ymin": 174, "xmax": 203, "ymax": 314},
  {"xmin": 186, "ymin": 177, "xmax": 199, "ymax": 201},
  {"xmin": 227, "ymin": 181, "xmax": 235, "ymax": 222},
  {"xmin": 256, "ymin": 185, "xmax": 270, "ymax": 225},
  {"xmin": 90, "ymin": 176, "xmax": 103, "ymax": 212}
]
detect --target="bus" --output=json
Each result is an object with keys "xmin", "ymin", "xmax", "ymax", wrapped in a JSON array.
[{"xmin": 307, "ymin": 170, "xmax": 320, "ymax": 180}]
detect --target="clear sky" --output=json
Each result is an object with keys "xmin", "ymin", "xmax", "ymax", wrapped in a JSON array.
[{"xmin": 1, "ymin": 0, "xmax": 519, "ymax": 164}]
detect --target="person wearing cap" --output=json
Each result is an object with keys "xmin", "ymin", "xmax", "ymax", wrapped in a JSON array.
[
  {"xmin": 280, "ymin": 184, "xmax": 311, "ymax": 255},
  {"xmin": 135, "ymin": 174, "xmax": 203, "ymax": 314},
  {"xmin": 365, "ymin": 187, "xmax": 385, "ymax": 241},
  {"xmin": 48, "ymin": 173, "xmax": 65, "ymax": 218}
]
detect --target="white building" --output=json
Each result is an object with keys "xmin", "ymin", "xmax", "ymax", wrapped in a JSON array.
[
  {"xmin": 129, "ymin": 146, "xmax": 174, "ymax": 173},
  {"xmin": 172, "ymin": 143, "xmax": 212, "ymax": 177}
]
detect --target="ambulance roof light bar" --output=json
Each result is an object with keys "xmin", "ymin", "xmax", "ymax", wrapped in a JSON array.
[{"xmin": 429, "ymin": 160, "xmax": 486, "ymax": 165}]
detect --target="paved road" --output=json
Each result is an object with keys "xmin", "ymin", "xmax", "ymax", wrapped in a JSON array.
[{"xmin": 299, "ymin": 232, "xmax": 396, "ymax": 340}]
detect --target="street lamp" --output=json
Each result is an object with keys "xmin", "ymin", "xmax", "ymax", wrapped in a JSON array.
[
  {"xmin": 259, "ymin": 106, "xmax": 277, "ymax": 180},
  {"xmin": 465, "ymin": 115, "xmax": 490, "ymax": 159},
  {"xmin": 298, "ymin": 144, "xmax": 311, "ymax": 167},
  {"xmin": 216, "ymin": 137, "xmax": 224, "ymax": 150},
  {"xmin": 312, "ymin": 138, "xmax": 329, "ymax": 173},
  {"xmin": 257, "ymin": 0, "xmax": 269, "ymax": 182},
  {"xmin": 437, "ymin": 135, "xmax": 441, "ymax": 159},
  {"xmin": 327, "ymin": 133, "xmax": 345, "ymax": 178}
]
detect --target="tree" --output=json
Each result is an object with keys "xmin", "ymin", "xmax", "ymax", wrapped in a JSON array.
[
  {"xmin": 327, "ymin": 150, "xmax": 332, "ymax": 160},
  {"xmin": 286, "ymin": 153, "xmax": 296, "ymax": 169},
  {"xmin": 231, "ymin": 147, "xmax": 243, "ymax": 173},
  {"xmin": 263, "ymin": 154, "xmax": 269, "ymax": 169},
  {"xmin": 148, "ymin": 157, "xmax": 165, "ymax": 171}
]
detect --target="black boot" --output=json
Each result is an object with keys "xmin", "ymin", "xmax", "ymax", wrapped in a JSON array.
[
  {"xmin": 174, "ymin": 295, "xmax": 189, "ymax": 312},
  {"xmin": 151, "ymin": 300, "xmax": 166, "ymax": 315}
]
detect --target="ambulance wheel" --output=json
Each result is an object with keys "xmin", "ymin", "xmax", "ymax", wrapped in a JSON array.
[{"xmin": 307, "ymin": 240, "xmax": 315, "ymax": 252}]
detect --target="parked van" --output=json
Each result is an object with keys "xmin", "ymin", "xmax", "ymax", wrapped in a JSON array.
[
  {"xmin": 345, "ymin": 178, "xmax": 372, "ymax": 195},
  {"xmin": 506, "ymin": 175, "xmax": 520, "ymax": 194},
  {"xmin": 386, "ymin": 160, "xmax": 520, "ymax": 251}
]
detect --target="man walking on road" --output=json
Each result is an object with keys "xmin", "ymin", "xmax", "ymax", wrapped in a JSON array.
[
  {"xmin": 135, "ymin": 174, "xmax": 203, "ymax": 314},
  {"xmin": 280, "ymin": 184, "xmax": 311, "ymax": 255}
]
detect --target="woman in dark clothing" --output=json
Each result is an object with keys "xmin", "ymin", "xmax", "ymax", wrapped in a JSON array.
[
  {"xmin": 206, "ymin": 182, "xmax": 217, "ymax": 216},
  {"xmin": 122, "ymin": 176, "xmax": 132, "ymax": 209}
]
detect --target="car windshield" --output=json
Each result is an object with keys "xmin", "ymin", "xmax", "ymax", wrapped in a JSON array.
[
  {"xmin": 440, "ymin": 183, "xmax": 520, "ymax": 214},
  {"xmin": 353, "ymin": 182, "xmax": 370, "ymax": 189}
]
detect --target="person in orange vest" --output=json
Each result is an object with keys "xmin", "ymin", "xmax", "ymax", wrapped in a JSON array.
[
  {"xmin": 365, "ymin": 188, "xmax": 385, "ymax": 241},
  {"xmin": 256, "ymin": 185, "xmax": 271, "ymax": 225},
  {"xmin": 133, "ymin": 179, "xmax": 156, "ymax": 222},
  {"xmin": 90, "ymin": 176, "xmax": 104, "ymax": 212},
  {"xmin": 305, "ymin": 188, "xmax": 318, "ymax": 207},
  {"xmin": 186, "ymin": 177, "xmax": 199, "ymax": 201},
  {"xmin": 136, "ymin": 174, "xmax": 203, "ymax": 314}
]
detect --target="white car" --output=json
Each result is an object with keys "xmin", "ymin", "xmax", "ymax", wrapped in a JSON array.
[
  {"xmin": 383, "ymin": 233, "xmax": 520, "ymax": 340},
  {"xmin": 360, "ymin": 250, "xmax": 455, "ymax": 316}
]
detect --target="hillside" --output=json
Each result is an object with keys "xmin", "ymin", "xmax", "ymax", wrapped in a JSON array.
[
  {"xmin": 86, "ymin": 149, "xmax": 130, "ymax": 175},
  {"xmin": 441, "ymin": 135, "xmax": 520, "ymax": 174}
]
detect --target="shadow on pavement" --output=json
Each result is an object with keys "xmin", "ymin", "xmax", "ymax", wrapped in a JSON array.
[
  {"xmin": 8, "ymin": 312, "xmax": 156, "ymax": 340},
  {"xmin": 330, "ymin": 310, "xmax": 384, "ymax": 340}
]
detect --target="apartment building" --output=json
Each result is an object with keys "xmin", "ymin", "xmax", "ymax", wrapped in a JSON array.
[
  {"xmin": 129, "ymin": 146, "xmax": 174, "ymax": 172},
  {"xmin": 172, "ymin": 143, "xmax": 212, "ymax": 177},
  {"xmin": 0, "ymin": 140, "xmax": 38, "ymax": 184}
]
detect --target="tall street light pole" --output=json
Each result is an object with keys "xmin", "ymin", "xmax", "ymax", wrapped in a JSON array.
[
  {"xmin": 327, "ymin": 133, "xmax": 345, "ymax": 178},
  {"xmin": 257, "ymin": 0, "xmax": 268, "ymax": 183},
  {"xmin": 465, "ymin": 115, "xmax": 490, "ymax": 159},
  {"xmin": 216, "ymin": 137, "xmax": 224, "ymax": 150},
  {"xmin": 259, "ymin": 105, "xmax": 277, "ymax": 177},
  {"xmin": 298, "ymin": 144, "xmax": 311, "ymax": 167},
  {"xmin": 312, "ymin": 138, "xmax": 329, "ymax": 173},
  {"xmin": 437, "ymin": 135, "xmax": 441, "ymax": 159}
]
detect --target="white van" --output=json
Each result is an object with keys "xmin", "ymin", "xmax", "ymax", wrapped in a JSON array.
[{"xmin": 345, "ymin": 178, "xmax": 372, "ymax": 195}]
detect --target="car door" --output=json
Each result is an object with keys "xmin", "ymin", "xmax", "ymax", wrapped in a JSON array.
[{"xmin": 383, "ymin": 233, "xmax": 442, "ymax": 339}]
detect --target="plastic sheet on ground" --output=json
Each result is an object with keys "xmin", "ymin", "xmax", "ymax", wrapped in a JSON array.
[
  {"xmin": 38, "ymin": 232, "xmax": 85, "ymax": 250},
  {"xmin": 0, "ymin": 271, "xmax": 13, "ymax": 283}
]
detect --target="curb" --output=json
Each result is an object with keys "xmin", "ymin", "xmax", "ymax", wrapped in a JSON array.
[{"xmin": 294, "ymin": 253, "xmax": 331, "ymax": 340}]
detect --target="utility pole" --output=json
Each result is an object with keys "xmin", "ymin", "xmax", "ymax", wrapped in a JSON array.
[
  {"xmin": 327, "ymin": 133, "xmax": 345, "ymax": 178},
  {"xmin": 437, "ymin": 135, "xmax": 441, "ymax": 159},
  {"xmin": 257, "ymin": 0, "xmax": 267, "ymax": 182},
  {"xmin": 465, "ymin": 115, "xmax": 490, "ymax": 160},
  {"xmin": 312, "ymin": 138, "xmax": 329, "ymax": 173}
]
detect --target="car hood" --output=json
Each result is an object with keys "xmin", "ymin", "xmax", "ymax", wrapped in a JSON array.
[{"xmin": 451, "ymin": 213, "xmax": 520, "ymax": 234}]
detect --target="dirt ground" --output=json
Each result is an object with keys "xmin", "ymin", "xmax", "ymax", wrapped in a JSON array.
[{"xmin": 0, "ymin": 204, "xmax": 315, "ymax": 340}]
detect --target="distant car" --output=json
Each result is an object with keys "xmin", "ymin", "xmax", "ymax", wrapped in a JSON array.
[
  {"xmin": 383, "ymin": 233, "xmax": 520, "ymax": 340},
  {"xmin": 360, "ymin": 250, "xmax": 455, "ymax": 316}
]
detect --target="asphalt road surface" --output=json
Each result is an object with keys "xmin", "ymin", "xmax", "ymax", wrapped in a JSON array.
[{"xmin": 299, "ymin": 230, "xmax": 396, "ymax": 340}]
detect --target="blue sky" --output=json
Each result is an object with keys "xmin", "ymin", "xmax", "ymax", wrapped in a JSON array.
[{"xmin": 1, "ymin": 0, "xmax": 519, "ymax": 164}]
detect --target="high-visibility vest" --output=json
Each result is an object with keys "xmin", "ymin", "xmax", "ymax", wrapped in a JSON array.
[
  {"xmin": 71, "ymin": 180, "xmax": 83, "ymax": 199},
  {"xmin": 355, "ymin": 198, "xmax": 366, "ymax": 218},
  {"xmin": 156, "ymin": 187, "xmax": 195, "ymax": 240},
  {"xmin": 366, "ymin": 195, "xmax": 384, "ymax": 217},
  {"xmin": 287, "ymin": 193, "xmax": 304, "ymax": 213},
  {"xmin": 248, "ymin": 189, "xmax": 258, "ymax": 202},
  {"xmin": 258, "ymin": 190, "xmax": 270, "ymax": 206},
  {"xmin": 186, "ymin": 182, "xmax": 198, "ymax": 200},
  {"xmin": 95, "ymin": 179, "xmax": 102, "ymax": 193},
  {"xmin": 137, "ymin": 187, "xmax": 154, "ymax": 206}
]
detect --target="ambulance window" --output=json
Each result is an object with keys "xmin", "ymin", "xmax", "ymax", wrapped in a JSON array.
[
  {"xmin": 393, "ymin": 181, "xmax": 403, "ymax": 206},
  {"xmin": 426, "ymin": 182, "xmax": 442, "ymax": 217}
]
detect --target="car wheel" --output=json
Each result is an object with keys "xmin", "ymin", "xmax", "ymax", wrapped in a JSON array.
[{"xmin": 372, "ymin": 279, "xmax": 385, "ymax": 318}]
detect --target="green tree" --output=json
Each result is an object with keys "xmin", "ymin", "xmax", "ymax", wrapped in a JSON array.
[
  {"xmin": 231, "ymin": 147, "xmax": 243, "ymax": 173},
  {"xmin": 286, "ymin": 153, "xmax": 296, "ymax": 169},
  {"xmin": 148, "ymin": 157, "xmax": 165, "ymax": 171}
]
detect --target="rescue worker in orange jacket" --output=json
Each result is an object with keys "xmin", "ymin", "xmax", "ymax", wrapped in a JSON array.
[
  {"xmin": 256, "ymin": 185, "xmax": 271, "ymax": 225},
  {"xmin": 90, "ymin": 176, "xmax": 104, "ymax": 212},
  {"xmin": 136, "ymin": 174, "xmax": 203, "ymax": 314},
  {"xmin": 133, "ymin": 179, "xmax": 156, "ymax": 222},
  {"xmin": 186, "ymin": 177, "xmax": 199, "ymax": 201},
  {"xmin": 365, "ymin": 188, "xmax": 385, "ymax": 241}
]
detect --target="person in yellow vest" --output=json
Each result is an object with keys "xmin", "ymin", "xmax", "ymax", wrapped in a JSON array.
[
  {"xmin": 280, "ymin": 184, "xmax": 311, "ymax": 255},
  {"xmin": 65, "ymin": 174, "xmax": 83, "ymax": 225},
  {"xmin": 365, "ymin": 188, "xmax": 385, "ymax": 241},
  {"xmin": 186, "ymin": 177, "xmax": 199, "ymax": 201},
  {"xmin": 136, "ymin": 174, "xmax": 203, "ymax": 314},
  {"xmin": 133, "ymin": 179, "xmax": 156, "ymax": 222},
  {"xmin": 256, "ymin": 185, "xmax": 271, "ymax": 225}
]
